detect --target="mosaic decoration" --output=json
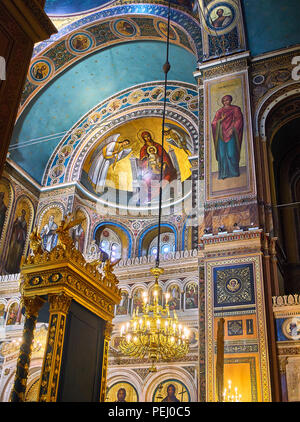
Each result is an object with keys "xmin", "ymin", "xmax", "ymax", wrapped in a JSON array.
[
  {"xmin": 213, "ymin": 263, "xmax": 255, "ymax": 308},
  {"xmin": 43, "ymin": 81, "xmax": 198, "ymax": 190},
  {"xmin": 106, "ymin": 381, "xmax": 139, "ymax": 402},
  {"xmin": 153, "ymin": 379, "xmax": 190, "ymax": 402},
  {"xmin": 198, "ymin": 0, "xmax": 246, "ymax": 60}
]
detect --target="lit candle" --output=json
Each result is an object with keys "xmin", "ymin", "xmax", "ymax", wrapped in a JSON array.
[
  {"xmin": 157, "ymin": 319, "xmax": 161, "ymax": 328},
  {"xmin": 165, "ymin": 292, "xmax": 170, "ymax": 304}
]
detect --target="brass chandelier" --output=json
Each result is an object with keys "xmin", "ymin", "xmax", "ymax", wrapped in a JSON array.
[
  {"xmin": 119, "ymin": 267, "xmax": 190, "ymax": 372},
  {"xmin": 118, "ymin": 0, "xmax": 190, "ymax": 371}
]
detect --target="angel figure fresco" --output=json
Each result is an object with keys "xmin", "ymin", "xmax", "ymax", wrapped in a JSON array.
[
  {"xmin": 88, "ymin": 135, "xmax": 132, "ymax": 193},
  {"xmin": 211, "ymin": 94, "xmax": 244, "ymax": 180},
  {"xmin": 163, "ymin": 124, "xmax": 191, "ymax": 156}
]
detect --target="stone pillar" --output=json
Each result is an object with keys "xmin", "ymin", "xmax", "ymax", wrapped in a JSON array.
[
  {"xmin": 10, "ymin": 296, "xmax": 45, "ymax": 402},
  {"xmin": 99, "ymin": 321, "xmax": 113, "ymax": 402},
  {"xmin": 38, "ymin": 293, "xmax": 72, "ymax": 402}
]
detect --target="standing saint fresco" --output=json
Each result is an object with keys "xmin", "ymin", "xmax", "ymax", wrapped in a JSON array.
[
  {"xmin": 88, "ymin": 135, "xmax": 132, "ymax": 193},
  {"xmin": 6, "ymin": 209, "xmax": 28, "ymax": 274},
  {"xmin": 40, "ymin": 215, "xmax": 58, "ymax": 252},
  {"xmin": 0, "ymin": 192, "xmax": 7, "ymax": 240},
  {"xmin": 211, "ymin": 94, "xmax": 244, "ymax": 180},
  {"xmin": 71, "ymin": 223, "xmax": 85, "ymax": 253}
]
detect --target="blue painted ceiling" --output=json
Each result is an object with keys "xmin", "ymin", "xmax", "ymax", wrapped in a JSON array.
[
  {"xmin": 242, "ymin": 0, "xmax": 300, "ymax": 56},
  {"xmin": 45, "ymin": 0, "xmax": 195, "ymax": 16},
  {"xmin": 10, "ymin": 41, "xmax": 197, "ymax": 183}
]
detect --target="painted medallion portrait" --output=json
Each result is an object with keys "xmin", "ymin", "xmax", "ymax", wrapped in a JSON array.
[
  {"xmin": 156, "ymin": 20, "xmax": 177, "ymax": 41},
  {"xmin": 30, "ymin": 60, "xmax": 52, "ymax": 83},
  {"xmin": 208, "ymin": 4, "xmax": 234, "ymax": 30},
  {"xmin": 153, "ymin": 380, "xmax": 190, "ymax": 402},
  {"xmin": 69, "ymin": 32, "xmax": 93, "ymax": 53},
  {"xmin": 106, "ymin": 382, "xmax": 138, "ymax": 402},
  {"xmin": 282, "ymin": 317, "xmax": 300, "ymax": 341},
  {"xmin": 112, "ymin": 19, "xmax": 137, "ymax": 37},
  {"xmin": 81, "ymin": 117, "xmax": 192, "ymax": 211}
]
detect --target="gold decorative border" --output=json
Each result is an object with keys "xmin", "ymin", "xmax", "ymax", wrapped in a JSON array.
[{"xmin": 205, "ymin": 254, "xmax": 271, "ymax": 401}]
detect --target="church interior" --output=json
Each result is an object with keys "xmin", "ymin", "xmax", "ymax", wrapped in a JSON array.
[{"xmin": 0, "ymin": 0, "xmax": 300, "ymax": 403}]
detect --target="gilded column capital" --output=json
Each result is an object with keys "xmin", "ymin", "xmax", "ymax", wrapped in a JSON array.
[
  {"xmin": 104, "ymin": 321, "xmax": 114, "ymax": 340},
  {"xmin": 48, "ymin": 293, "xmax": 72, "ymax": 314},
  {"xmin": 22, "ymin": 296, "xmax": 45, "ymax": 318}
]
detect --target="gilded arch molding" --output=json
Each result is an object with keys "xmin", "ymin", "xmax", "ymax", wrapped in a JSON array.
[{"xmin": 19, "ymin": 6, "xmax": 201, "ymax": 119}]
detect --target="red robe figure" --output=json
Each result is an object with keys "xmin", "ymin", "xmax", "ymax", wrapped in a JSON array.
[
  {"xmin": 211, "ymin": 95, "xmax": 243, "ymax": 180},
  {"xmin": 139, "ymin": 131, "xmax": 177, "ymax": 203}
]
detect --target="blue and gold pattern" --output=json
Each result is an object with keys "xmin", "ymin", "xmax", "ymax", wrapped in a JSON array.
[
  {"xmin": 213, "ymin": 263, "xmax": 255, "ymax": 307},
  {"xmin": 227, "ymin": 319, "xmax": 243, "ymax": 336}
]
